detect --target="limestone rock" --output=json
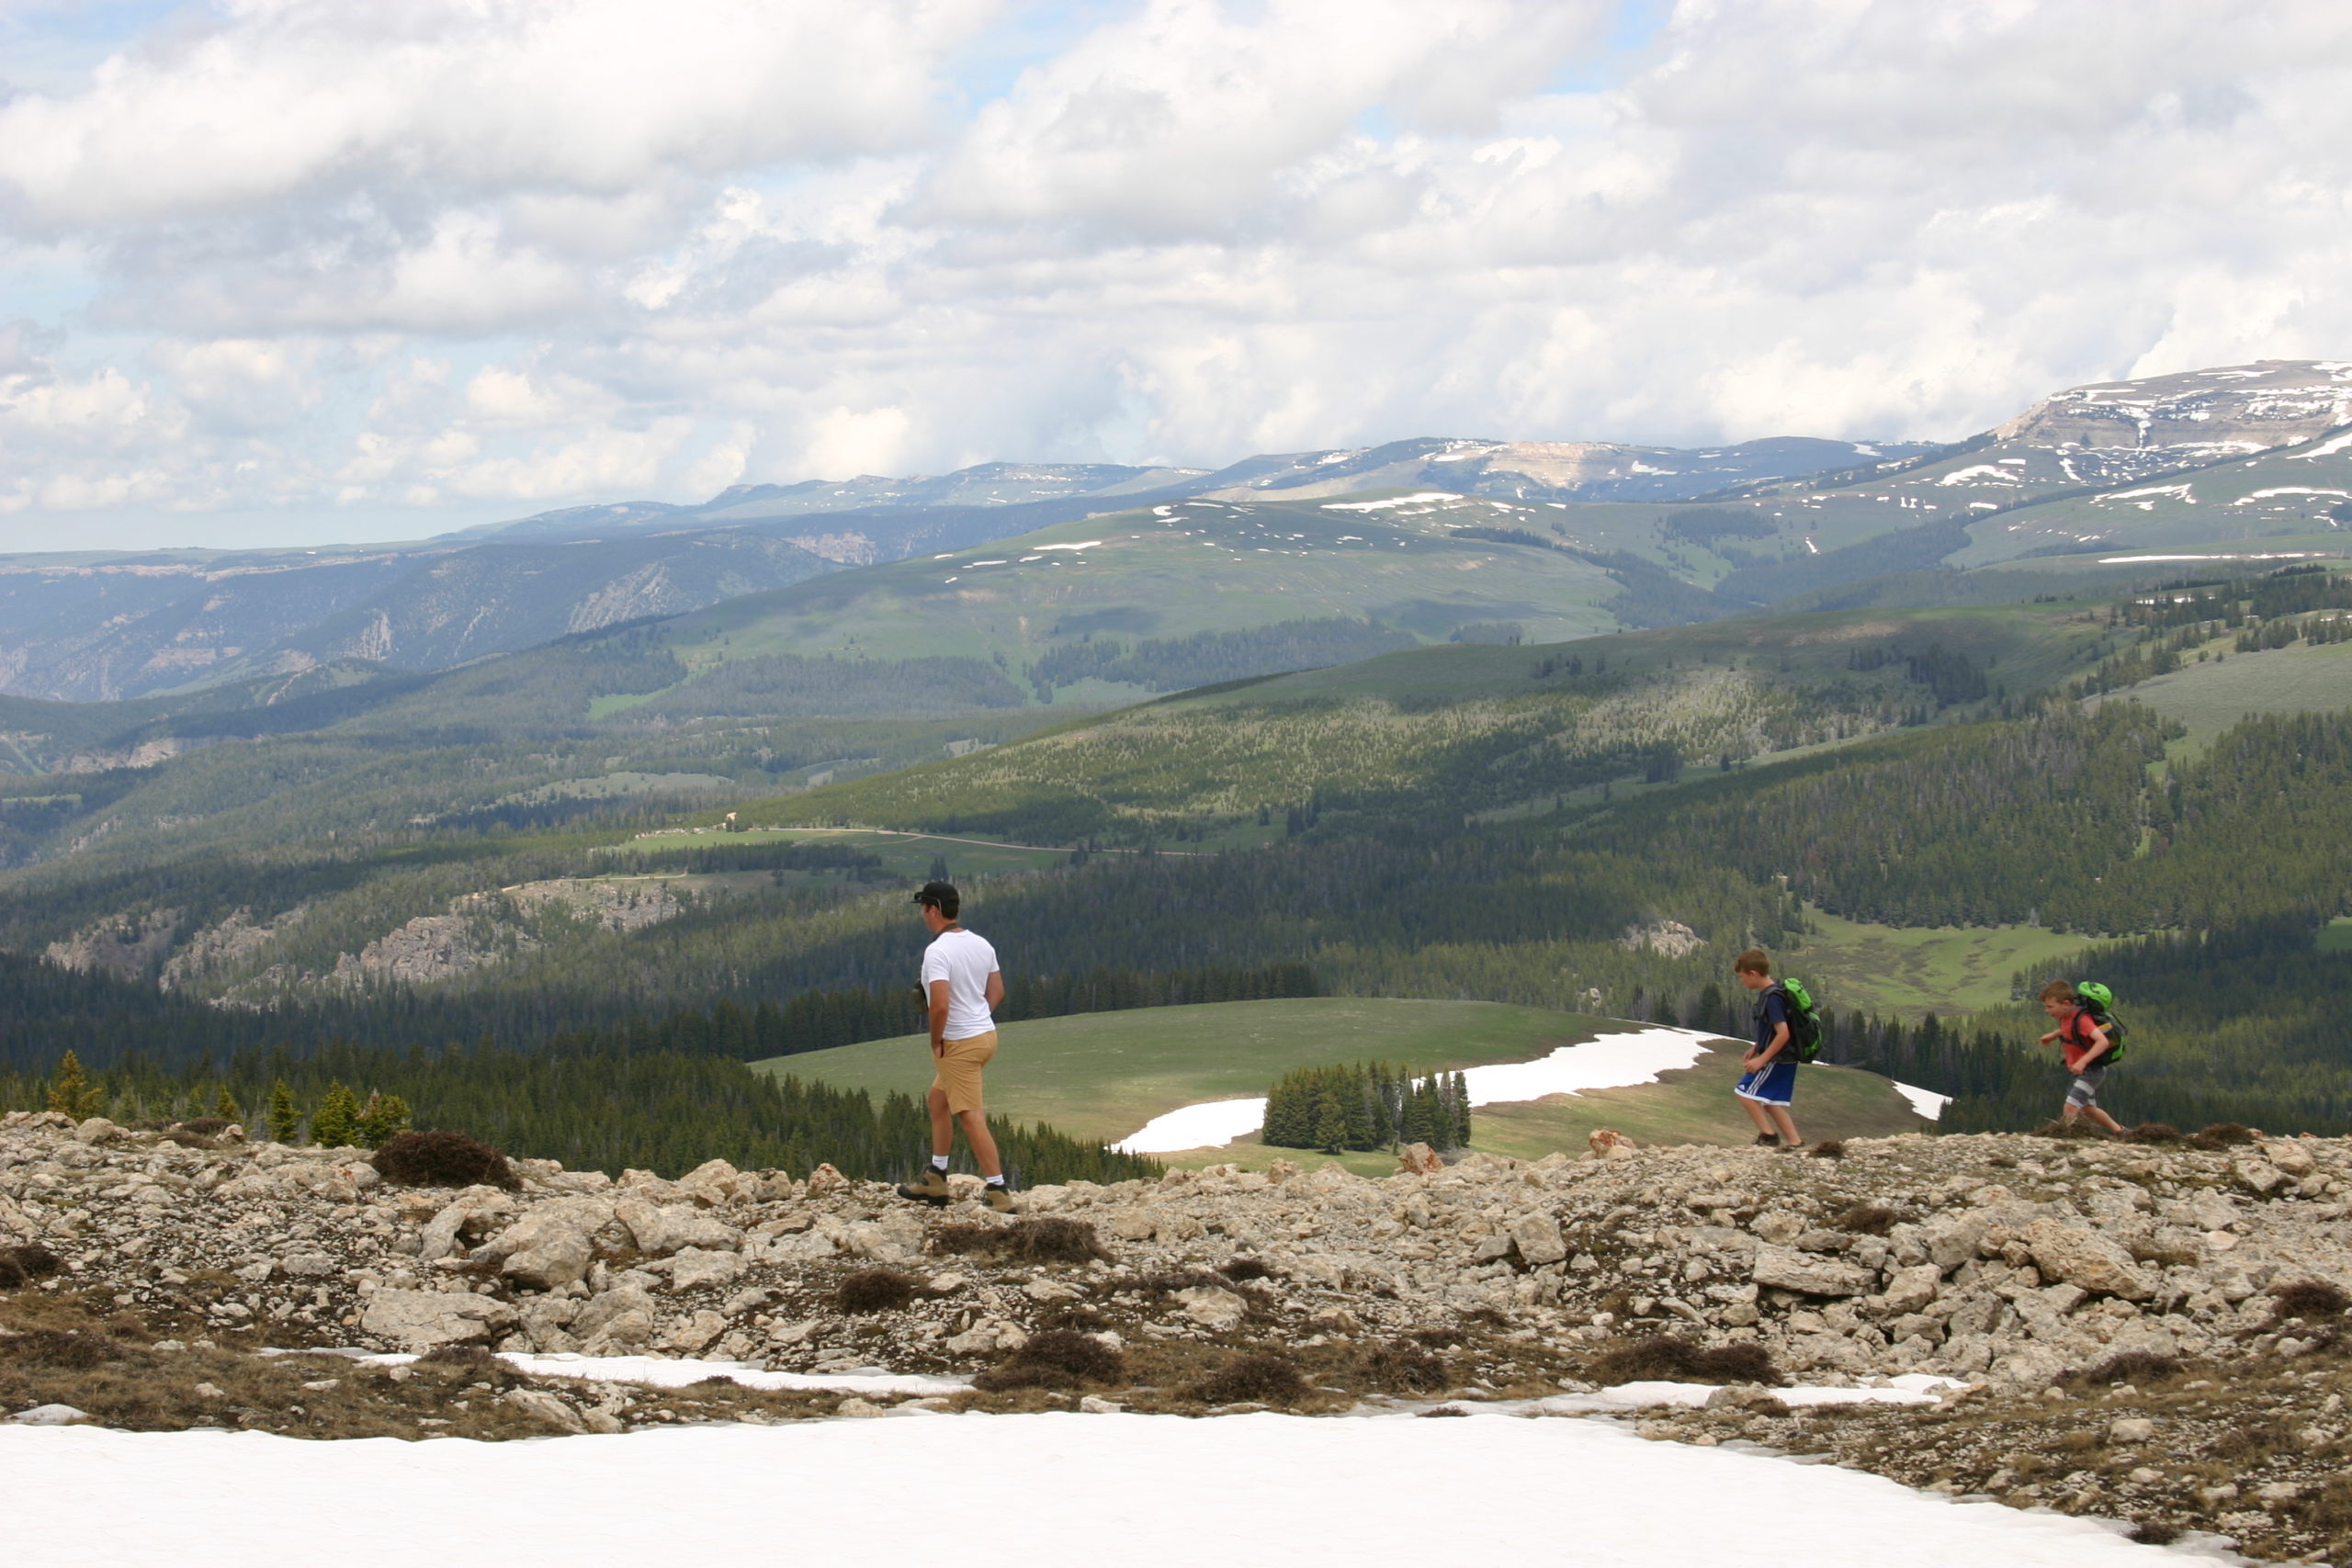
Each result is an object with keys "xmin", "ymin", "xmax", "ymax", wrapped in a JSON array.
[
  {"xmin": 2020, "ymin": 1219, "xmax": 2154, "ymax": 1300},
  {"xmin": 667, "ymin": 1247, "xmax": 749, "ymax": 1292},
  {"xmin": 503, "ymin": 1387, "xmax": 586, "ymax": 1433},
  {"xmin": 475, "ymin": 1198, "xmax": 614, "ymax": 1290},
  {"xmin": 358, "ymin": 1287, "xmax": 520, "ymax": 1351},
  {"xmin": 1751, "ymin": 1245, "xmax": 1873, "ymax": 1298},
  {"xmin": 664, "ymin": 1309, "xmax": 729, "ymax": 1353},
  {"xmin": 1872, "ymin": 1264, "xmax": 1942, "ymax": 1317},
  {"xmin": 1510, "ymin": 1212, "xmax": 1567, "ymax": 1266},
  {"xmin": 1174, "ymin": 1285, "xmax": 1248, "ymax": 1332},
  {"xmin": 1588, "ymin": 1129, "xmax": 1637, "ymax": 1161},
  {"xmin": 616, "ymin": 1196, "xmax": 742, "ymax": 1257},
  {"xmin": 2109, "ymin": 1417, "xmax": 2158, "ymax": 1444},
  {"xmin": 1397, "ymin": 1143, "xmax": 1444, "ymax": 1175}
]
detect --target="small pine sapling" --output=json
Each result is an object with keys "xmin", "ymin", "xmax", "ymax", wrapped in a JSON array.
[
  {"xmin": 212, "ymin": 1085, "xmax": 241, "ymax": 1122},
  {"xmin": 309, "ymin": 1082, "xmax": 362, "ymax": 1148},
  {"xmin": 45, "ymin": 1050, "xmax": 106, "ymax": 1121},
  {"xmin": 355, "ymin": 1090, "xmax": 413, "ymax": 1146},
  {"xmin": 267, "ymin": 1079, "xmax": 301, "ymax": 1144}
]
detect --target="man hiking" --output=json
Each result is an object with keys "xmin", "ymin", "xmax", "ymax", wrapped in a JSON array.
[
  {"xmin": 896, "ymin": 881, "xmax": 1013, "ymax": 1212},
  {"xmin": 2039, "ymin": 980, "xmax": 2125, "ymax": 1137},
  {"xmin": 1732, "ymin": 948, "xmax": 1804, "ymax": 1150}
]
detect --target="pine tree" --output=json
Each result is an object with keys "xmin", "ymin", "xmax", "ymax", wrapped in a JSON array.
[
  {"xmin": 309, "ymin": 1082, "xmax": 361, "ymax": 1148},
  {"xmin": 1452, "ymin": 1072, "xmax": 1472, "ymax": 1150},
  {"xmin": 212, "ymin": 1085, "xmax": 241, "ymax": 1122},
  {"xmin": 267, "ymin": 1079, "xmax": 300, "ymax": 1145},
  {"xmin": 355, "ymin": 1090, "xmax": 412, "ymax": 1146},
  {"xmin": 1311, "ymin": 1089, "xmax": 1348, "ymax": 1154},
  {"xmin": 45, "ymin": 1050, "xmax": 104, "ymax": 1120}
]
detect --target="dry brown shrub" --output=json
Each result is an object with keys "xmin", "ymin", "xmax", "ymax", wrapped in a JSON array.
[
  {"xmin": 2188, "ymin": 1122, "xmax": 2257, "ymax": 1150},
  {"xmin": 931, "ymin": 1216, "xmax": 1108, "ymax": 1264},
  {"xmin": 371, "ymin": 1130, "xmax": 519, "ymax": 1190},
  {"xmin": 1217, "ymin": 1258, "xmax": 1274, "ymax": 1282},
  {"xmin": 2035, "ymin": 1119, "xmax": 2105, "ymax": 1140},
  {"xmin": 2077, "ymin": 1348, "xmax": 2180, "ymax": 1385},
  {"xmin": 178, "ymin": 1117, "xmax": 233, "ymax": 1135},
  {"xmin": 1183, "ymin": 1352, "xmax": 1307, "ymax": 1406},
  {"xmin": 1834, "ymin": 1203, "xmax": 1906, "ymax": 1235},
  {"xmin": 0, "ymin": 1329, "xmax": 135, "ymax": 1371},
  {"xmin": 2272, "ymin": 1280, "xmax": 2350, "ymax": 1321},
  {"xmin": 1593, "ymin": 1335, "xmax": 1781, "ymax": 1386},
  {"xmin": 971, "ymin": 1329, "xmax": 1125, "ymax": 1392},
  {"xmin": 1361, "ymin": 1339, "xmax": 1449, "ymax": 1392},
  {"xmin": 1410, "ymin": 1327, "xmax": 1467, "ymax": 1348},
  {"xmin": 1417, "ymin": 1404, "xmax": 1469, "ymax": 1417},
  {"xmin": 2125, "ymin": 1122, "xmax": 2184, "ymax": 1145},
  {"xmin": 1807, "ymin": 1139, "xmax": 1846, "ymax": 1159},
  {"xmin": 0, "ymin": 1244, "xmax": 63, "ymax": 1290},
  {"xmin": 836, "ymin": 1269, "xmax": 921, "ymax": 1314}
]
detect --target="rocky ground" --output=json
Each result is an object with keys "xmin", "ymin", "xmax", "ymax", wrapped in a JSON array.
[{"xmin": 6, "ymin": 1110, "xmax": 2351, "ymax": 1562}]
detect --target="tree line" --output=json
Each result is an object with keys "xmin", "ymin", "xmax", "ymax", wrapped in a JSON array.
[{"xmin": 1260, "ymin": 1062, "xmax": 1471, "ymax": 1153}]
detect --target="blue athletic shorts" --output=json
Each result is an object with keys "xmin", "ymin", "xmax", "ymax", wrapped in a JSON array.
[{"xmin": 1736, "ymin": 1060, "xmax": 1799, "ymax": 1106}]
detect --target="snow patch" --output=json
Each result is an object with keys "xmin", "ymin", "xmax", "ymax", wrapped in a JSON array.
[
  {"xmin": 1935, "ymin": 465, "xmax": 2024, "ymax": 486},
  {"xmin": 1034, "ymin": 540, "xmax": 1104, "ymax": 551},
  {"xmin": 1115, "ymin": 1026, "xmax": 1717, "ymax": 1153},
  {"xmin": 1, "ymin": 1405, "xmax": 2217, "ymax": 1568},
  {"xmin": 1892, "ymin": 1082, "xmax": 1951, "ymax": 1121},
  {"xmin": 2231, "ymin": 488, "xmax": 2350, "ymax": 503},
  {"xmin": 1321, "ymin": 491, "xmax": 1461, "ymax": 512}
]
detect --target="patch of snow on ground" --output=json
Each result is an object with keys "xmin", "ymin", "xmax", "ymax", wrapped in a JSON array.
[
  {"xmin": 3, "ymin": 1406, "xmax": 2229, "ymax": 1568},
  {"xmin": 1893, "ymin": 1081, "xmax": 1952, "ymax": 1121},
  {"xmin": 2099, "ymin": 551, "xmax": 2328, "ymax": 564},
  {"xmin": 1115, "ymin": 1027, "xmax": 1717, "ymax": 1153},
  {"xmin": 2232, "ymin": 487, "xmax": 2351, "ymax": 502},
  {"xmin": 307, "ymin": 1348, "xmax": 967, "ymax": 1396},
  {"xmin": 2291, "ymin": 429, "xmax": 2352, "ymax": 458},
  {"xmin": 1540, "ymin": 1372, "xmax": 1965, "ymax": 1413},
  {"xmin": 1320, "ymin": 491, "xmax": 1461, "ymax": 512}
]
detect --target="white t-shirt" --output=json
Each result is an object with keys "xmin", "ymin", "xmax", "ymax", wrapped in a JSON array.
[{"xmin": 921, "ymin": 928, "xmax": 1001, "ymax": 1041}]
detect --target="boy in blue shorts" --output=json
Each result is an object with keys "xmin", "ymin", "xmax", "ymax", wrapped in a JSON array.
[{"xmin": 1733, "ymin": 947, "xmax": 1804, "ymax": 1150}]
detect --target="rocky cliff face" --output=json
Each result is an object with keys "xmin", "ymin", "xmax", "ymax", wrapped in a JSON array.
[{"xmin": 6, "ymin": 1111, "xmax": 2350, "ymax": 1559}]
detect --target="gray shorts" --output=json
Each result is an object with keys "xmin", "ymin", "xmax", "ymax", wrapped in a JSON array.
[{"xmin": 2065, "ymin": 1068, "xmax": 2108, "ymax": 1108}]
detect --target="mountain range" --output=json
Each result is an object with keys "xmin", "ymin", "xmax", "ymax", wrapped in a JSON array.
[{"xmin": 51, "ymin": 365, "xmax": 2324, "ymax": 704}]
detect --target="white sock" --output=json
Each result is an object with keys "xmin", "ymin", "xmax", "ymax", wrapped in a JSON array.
[
  {"xmin": 931, "ymin": 1156, "xmax": 950, "ymax": 1172},
  {"xmin": 985, "ymin": 1174, "xmax": 1006, "ymax": 1187}
]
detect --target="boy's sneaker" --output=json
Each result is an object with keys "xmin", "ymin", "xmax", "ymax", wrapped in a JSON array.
[
  {"xmin": 979, "ymin": 1183, "xmax": 1014, "ymax": 1213},
  {"xmin": 1778, "ymin": 1142, "xmax": 1808, "ymax": 1154},
  {"xmin": 897, "ymin": 1168, "xmax": 951, "ymax": 1206},
  {"xmin": 1753, "ymin": 1134, "xmax": 1780, "ymax": 1147}
]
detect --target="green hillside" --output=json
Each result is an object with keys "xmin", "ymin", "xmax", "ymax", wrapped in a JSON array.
[
  {"xmin": 751, "ymin": 997, "xmax": 1929, "ymax": 1165},
  {"xmin": 755, "ymin": 599, "xmax": 2109, "ymax": 844},
  {"xmin": 753, "ymin": 998, "xmax": 1600, "ymax": 1144}
]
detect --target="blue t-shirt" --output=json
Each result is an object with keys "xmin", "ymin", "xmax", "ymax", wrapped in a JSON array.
[{"xmin": 1753, "ymin": 987, "xmax": 1791, "ymax": 1054}]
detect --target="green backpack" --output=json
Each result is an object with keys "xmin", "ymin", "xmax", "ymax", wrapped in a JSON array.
[
  {"xmin": 2073, "ymin": 981, "xmax": 2128, "ymax": 1063},
  {"xmin": 1764, "ymin": 976, "xmax": 1826, "ymax": 1064}
]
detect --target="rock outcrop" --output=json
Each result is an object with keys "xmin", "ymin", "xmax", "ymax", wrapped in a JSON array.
[{"xmin": 6, "ymin": 1109, "xmax": 2346, "ymax": 1393}]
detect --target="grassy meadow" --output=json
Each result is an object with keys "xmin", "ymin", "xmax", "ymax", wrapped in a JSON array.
[{"xmin": 753, "ymin": 996, "xmax": 1931, "ymax": 1167}]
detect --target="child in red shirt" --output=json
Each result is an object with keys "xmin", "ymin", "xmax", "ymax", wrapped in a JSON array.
[{"xmin": 2038, "ymin": 980, "xmax": 2124, "ymax": 1136}]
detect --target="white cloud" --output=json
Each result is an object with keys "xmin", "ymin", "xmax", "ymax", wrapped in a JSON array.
[{"xmin": 3, "ymin": 0, "xmax": 2350, "ymax": 546}]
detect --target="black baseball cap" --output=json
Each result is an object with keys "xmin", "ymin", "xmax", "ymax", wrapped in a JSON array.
[{"xmin": 913, "ymin": 880, "xmax": 959, "ymax": 908}]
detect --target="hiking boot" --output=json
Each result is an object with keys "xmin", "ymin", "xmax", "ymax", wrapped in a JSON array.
[
  {"xmin": 1778, "ymin": 1141, "xmax": 1808, "ymax": 1154},
  {"xmin": 897, "ymin": 1168, "xmax": 951, "ymax": 1206},
  {"xmin": 1753, "ymin": 1134, "xmax": 1780, "ymax": 1147},
  {"xmin": 978, "ymin": 1182, "xmax": 1014, "ymax": 1213}
]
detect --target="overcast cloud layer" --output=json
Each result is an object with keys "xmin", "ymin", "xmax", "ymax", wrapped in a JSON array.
[{"xmin": 2, "ymin": 0, "xmax": 2347, "ymax": 548}]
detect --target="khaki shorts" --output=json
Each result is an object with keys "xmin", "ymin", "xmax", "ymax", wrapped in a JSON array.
[{"xmin": 931, "ymin": 1031, "xmax": 998, "ymax": 1114}]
